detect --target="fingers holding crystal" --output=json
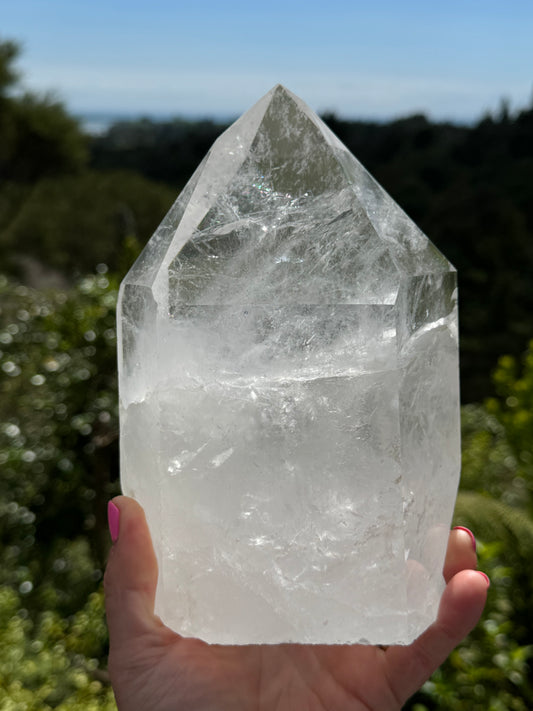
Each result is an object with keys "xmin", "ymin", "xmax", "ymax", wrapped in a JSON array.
[
  {"xmin": 382, "ymin": 528, "xmax": 486, "ymax": 704},
  {"xmin": 384, "ymin": 568, "xmax": 488, "ymax": 705}
]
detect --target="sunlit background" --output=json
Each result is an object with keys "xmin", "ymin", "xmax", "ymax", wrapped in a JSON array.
[
  {"xmin": 1, "ymin": 3, "xmax": 533, "ymax": 710},
  {"xmin": 3, "ymin": 0, "xmax": 533, "ymax": 125}
]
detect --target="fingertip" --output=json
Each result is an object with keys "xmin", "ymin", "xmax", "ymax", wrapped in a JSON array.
[
  {"xmin": 108, "ymin": 500, "xmax": 120, "ymax": 542},
  {"xmin": 437, "ymin": 568, "xmax": 489, "ymax": 636},
  {"xmin": 109, "ymin": 494, "xmax": 144, "ymax": 516},
  {"xmin": 476, "ymin": 570, "xmax": 490, "ymax": 588},
  {"xmin": 443, "ymin": 527, "xmax": 479, "ymax": 582},
  {"xmin": 453, "ymin": 526, "xmax": 476, "ymax": 552}
]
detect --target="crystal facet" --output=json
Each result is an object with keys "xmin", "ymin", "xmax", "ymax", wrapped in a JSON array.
[{"xmin": 118, "ymin": 85, "xmax": 460, "ymax": 645}]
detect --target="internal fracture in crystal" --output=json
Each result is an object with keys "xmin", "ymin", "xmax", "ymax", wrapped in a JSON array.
[{"xmin": 118, "ymin": 85, "xmax": 460, "ymax": 645}]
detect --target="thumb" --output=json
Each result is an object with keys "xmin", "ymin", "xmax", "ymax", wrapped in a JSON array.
[{"xmin": 104, "ymin": 495, "xmax": 160, "ymax": 648}]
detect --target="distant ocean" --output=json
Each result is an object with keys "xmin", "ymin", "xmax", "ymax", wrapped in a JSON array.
[
  {"xmin": 76, "ymin": 112, "xmax": 155, "ymax": 135},
  {"xmin": 77, "ymin": 111, "xmax": 232, "ymax": 135}
]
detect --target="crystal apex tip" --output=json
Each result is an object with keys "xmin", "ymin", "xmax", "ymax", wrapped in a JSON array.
[{"xmin": 270, "ymin": 83, "xmax": 296, "ymax": 101}]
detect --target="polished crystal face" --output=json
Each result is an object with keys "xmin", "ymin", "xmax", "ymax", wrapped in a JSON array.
[{"xmin": 118, "ymin": 85, "xmax": 460, "ymax": 645}]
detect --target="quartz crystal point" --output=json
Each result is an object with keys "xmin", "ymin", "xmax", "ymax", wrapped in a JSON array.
[{"xmin": 118, "ymin": 85, "xmax": 460, "ymax": 645}]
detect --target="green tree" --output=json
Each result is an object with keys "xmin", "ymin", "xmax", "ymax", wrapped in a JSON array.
[
  {"xmin": 0, "ymin": 38, "xmax": 174, "ymax": 280},
  {"xmin": 1, "ymin": 170, "xmax": 174, "ymax": 278},
  {"xmin": 0, "ymin": 38, "xmax": 19, "ymax": 94},
  {"xmin": 0, "ymin": 38, "xmax": 87, "ymax": 182}
]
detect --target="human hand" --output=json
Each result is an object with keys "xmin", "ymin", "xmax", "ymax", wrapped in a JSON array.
[{"xmin": 104, "ymin": 496, "xmax": 488, "ymax": 711}]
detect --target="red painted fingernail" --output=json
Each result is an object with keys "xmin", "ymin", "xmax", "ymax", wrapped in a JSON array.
[
  {"xmin": 477, "ymin": 571, "xmax": 490, "ymax": 588},
  {"xmin": 108, "ymin": 500, "xmax": 120, "ymax": 542},
  {"xmin": 453, "ymin": 526, "xmax": 476, "ymax": 552}
]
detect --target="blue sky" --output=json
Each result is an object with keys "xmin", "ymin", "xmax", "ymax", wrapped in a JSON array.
[{"xmin": 2, "ymin": 0, "xmax": 532, "ymax": 123}]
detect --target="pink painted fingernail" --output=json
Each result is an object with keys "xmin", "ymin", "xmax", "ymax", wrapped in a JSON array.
[
  {"xmin": 477, "ymin": 571, "xmax": 490, "ymax": 588},
  {"xmin": 453, "ymin": 525, "xmax": 476, "ymax": 552},
  {"xmin": 108, "ymin": 500, "xmax": 120, "ymax": 542}
]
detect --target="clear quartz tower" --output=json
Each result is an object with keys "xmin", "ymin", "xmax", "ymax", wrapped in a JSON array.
[{"xmin": 118, "ymin": 85, "xmax": 460, "ymax": 645}]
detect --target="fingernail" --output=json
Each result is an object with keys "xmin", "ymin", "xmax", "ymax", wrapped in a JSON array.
[
  {"xmin": 453, "ymin": 525, "xmax": 476, "ymax": 552},
  {"xmin": 477, "ymin": 571, "xmax": 490, "ymax": 588},
  {"xmin": 108, "ymin": 500, "xmax": 120, "ymax": 542}
]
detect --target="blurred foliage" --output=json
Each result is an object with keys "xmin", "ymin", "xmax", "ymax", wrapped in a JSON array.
[
  {"xmin": 0, "ymin": 38, "xmax": 174, "ymax": 284},
  {"xmin": 0, "ymin": 42, "xmax": 87, "ymax": 183},
  {"xmin": 486, "ymin": 346, "xmax": 533, "ymax": 508},
  {"xmin": 2, "ymin": 36, "xmax": 533, "ymax": 710},
  {"xmin": 0, "ymin": 273, "xmax": 119, "ymax": 708},
  {"xmin": 0, "ymin": 273, "xmax": 120, "ymax": 601},
  {"xmin": 0, "ymin": 171, "xmax": 174, "ymax": 278},
  {"xmin": 0, "ymin": 39, "xmax": 20, "ymax": 91},
  {"xmin": 90, "ymin": 115, "xmax": 226, "ymax": 188},
  {"xmin": 0, "ymin": 586, "xmax": 115, "ymax": 710}
]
